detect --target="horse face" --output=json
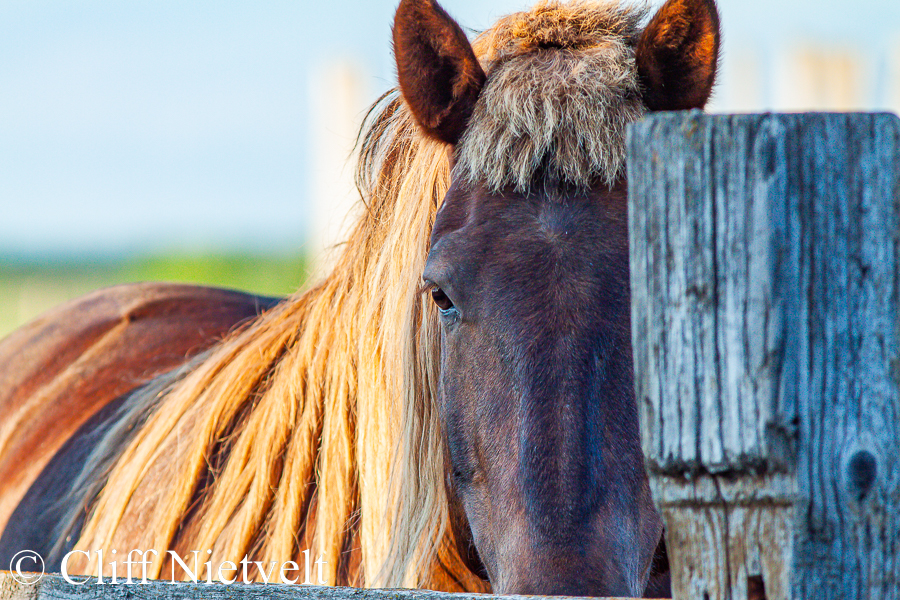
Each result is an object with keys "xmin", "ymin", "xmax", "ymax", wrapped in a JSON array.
[
  {"xmin": 424, "ymin": 179, "xmax": 658, "ymax": 595},
  {"xmin": 395, "ymin": 0, "xmax": 719, "ymax": 595}
]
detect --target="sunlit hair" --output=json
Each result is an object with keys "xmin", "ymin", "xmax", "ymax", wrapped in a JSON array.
[
  {"xmin": 459, "ymin": 0, "xmax": 647, "ymax": 192},
  {"xmin": 66, "ymin": 0, "xmax": 648, "ymax": 590}
]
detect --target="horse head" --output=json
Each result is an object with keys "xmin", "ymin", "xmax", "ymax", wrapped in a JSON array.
[{"xmin": 393, "ymin": 0, "xmax": 720, "ymax": 595}]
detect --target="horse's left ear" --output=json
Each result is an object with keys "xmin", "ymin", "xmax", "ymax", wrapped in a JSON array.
[
  {"xmin": 636, "ymin": 0, "xmax": 720, "ymax": 111},
  {"xmin": 393, "ymin": 0, "xmax": 486, "ymax": 145}
]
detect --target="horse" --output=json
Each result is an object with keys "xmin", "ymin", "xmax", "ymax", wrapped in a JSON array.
[{"xmin": 0, "ymin": 0, "xmax": 720, "ymax": 596}]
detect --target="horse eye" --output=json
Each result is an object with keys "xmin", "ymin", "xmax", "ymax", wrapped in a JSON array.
[{"xmin": 431, "ymin": 287, "xmax": 454, "ymax": 311}]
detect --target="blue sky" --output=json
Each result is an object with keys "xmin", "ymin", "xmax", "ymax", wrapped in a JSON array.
[{"xmin": 1, "ymin": 0, "xmax": 898, "ymax": 259}]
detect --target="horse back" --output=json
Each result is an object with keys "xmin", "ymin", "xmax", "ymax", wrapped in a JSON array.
[{"xmin": 0, "ymin": 282, "xmax": 279, "ymax": 533}]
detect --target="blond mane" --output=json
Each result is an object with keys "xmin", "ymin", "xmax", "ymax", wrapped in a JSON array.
[{"xmin": 69, "ymin": 0, "xmax": 648, "ymax": 590}]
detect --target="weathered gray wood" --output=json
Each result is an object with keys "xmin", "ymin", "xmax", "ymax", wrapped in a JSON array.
[
  {"xmin": 0, "ymin": 573, "xmax": 636, "ymax": 600},
  {"xmin": 628, "ymin": 112, "xmax": 900, "ymax": 600}
]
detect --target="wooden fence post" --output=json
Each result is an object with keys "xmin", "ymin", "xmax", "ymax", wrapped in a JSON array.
[{"xmin": 628, "ymin": 112, "xmax": 900, "ymax": 600}]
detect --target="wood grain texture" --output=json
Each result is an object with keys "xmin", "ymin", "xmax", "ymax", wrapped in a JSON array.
[
  {"xmin": 0, "ymin": 573, "xmax": 643, "ymax": 600},
  {"xmin": 628, "ymin": 112, "xmax": 900, "ymax": 599},
  {"xmin": 0, "ymin": 572, "xmax": 36, "ymax": 600},
  {"xmin": 0, "ymin": 283, "xmax": 279, "ymax": 534}
]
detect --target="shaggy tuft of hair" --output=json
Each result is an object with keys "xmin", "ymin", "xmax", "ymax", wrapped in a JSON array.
[{"xmin": 457, "ymin": 0, "xmax": 649, "ymax": 192}]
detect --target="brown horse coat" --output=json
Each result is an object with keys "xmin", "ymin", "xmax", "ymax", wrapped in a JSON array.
[{"xmin": 0, "ymin": 283, "xmax": 277, "ymax": 534}]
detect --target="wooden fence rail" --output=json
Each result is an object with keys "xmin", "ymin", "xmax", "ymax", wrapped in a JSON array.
[
  {"xmin": 0, "ymin": 573, "xmax": 628, "ymax": 600},
  {"xmin": 629, "ymin": 111, "xmax": 900, "ymax": 600}
]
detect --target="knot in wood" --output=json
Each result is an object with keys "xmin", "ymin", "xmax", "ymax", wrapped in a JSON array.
[{"xmin": 847, "ymin": 450, "xmax": 877, "ymax": 501}]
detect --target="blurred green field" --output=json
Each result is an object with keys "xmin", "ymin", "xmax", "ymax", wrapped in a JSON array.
[{"xmin": 0, "ymin": 253, "xmax": 310, "ymax": 340}]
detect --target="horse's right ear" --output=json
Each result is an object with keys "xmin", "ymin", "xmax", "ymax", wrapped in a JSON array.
[
  {"xmin": 393, "ymin": 0, "xmax": 486, "ymax": 145},
  {"xmin": 636, "ymin": 0, "xmax": 720, "ymax": 111}
]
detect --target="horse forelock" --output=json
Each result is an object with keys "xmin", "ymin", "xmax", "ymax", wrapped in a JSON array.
[{"xmin": 458, "ymin": 0, "xmax": 648, "ymax": 192}]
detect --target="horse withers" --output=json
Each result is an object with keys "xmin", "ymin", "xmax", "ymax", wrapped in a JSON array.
[{"xmin": 0, "ymin": 0, "xmax": 719, "ymax": 597}]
